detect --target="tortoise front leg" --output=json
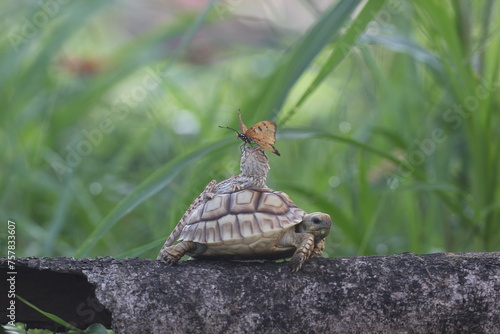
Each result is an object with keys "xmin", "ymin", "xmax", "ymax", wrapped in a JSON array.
[
  {"xmin": 288, "ymin": 234, "xmax": 315, "ymax": 272},
  {"xmin": 157, "ymin": 241, "xmax": 197, "ymax": 265},
  {"xmin": 311, "ymin": 238, "xmax": 326, "ymax": 258}
]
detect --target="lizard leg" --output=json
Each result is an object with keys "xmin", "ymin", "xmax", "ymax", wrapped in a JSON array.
[{"xmin": 158, "ymin": 180, "xmax": 217, "ymax": 255}]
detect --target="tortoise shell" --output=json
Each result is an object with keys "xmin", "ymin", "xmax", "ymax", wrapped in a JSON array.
[{"xmin": 177, "ymin": 188, "xmax": 306, "ymax": 259}]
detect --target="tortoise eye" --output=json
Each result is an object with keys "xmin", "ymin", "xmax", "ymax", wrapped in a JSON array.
[{"xmin": 312, "ymin": 216, "xmax": 321, "ymax": 224}]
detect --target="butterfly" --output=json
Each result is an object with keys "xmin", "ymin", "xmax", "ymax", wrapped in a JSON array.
[{"xmin": 219, "ymin": 109, "xmax": 281, "ymax": 156}]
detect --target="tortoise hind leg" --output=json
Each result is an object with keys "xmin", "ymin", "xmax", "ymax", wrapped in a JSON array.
[{"xmin": 157, "ymin": 241, "xmax": 197, "ymax": 265}]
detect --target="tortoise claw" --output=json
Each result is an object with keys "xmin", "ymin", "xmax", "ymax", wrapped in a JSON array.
[
  {"xmin": 157, "ymin": 253, "xmax": 178, "ymax": 266},
  {"xmin": 289, "ymin": 262, "xmax": 302, "ymax": 272},
  {"xmin": 158, "ymin": 241, "xmax": 196, "ymax": 266},
  {"xmin": 164, "ymin": 259, "xmax": 177, "ymax": 266},
  {"xmin": 289, "ymin": 253, "xmax": 306, "ymax": 272}
]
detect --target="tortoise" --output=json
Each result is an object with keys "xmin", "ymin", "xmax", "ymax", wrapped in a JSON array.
[{"xmin": 157, "ymin": 187, "xmax": 331, "ymax": 271}]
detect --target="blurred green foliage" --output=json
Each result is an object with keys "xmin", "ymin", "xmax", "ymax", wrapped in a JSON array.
[{"xmin": 1, "ymin": 0, "xmax": 498, "ymax": 261}]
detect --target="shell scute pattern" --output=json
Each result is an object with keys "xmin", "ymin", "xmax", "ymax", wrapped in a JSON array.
[
  {"xmin": 258, "ymin": 213, "xmax": 279, "ymax": 235},
  {"xmin": 229, "ymin": 190, "xmax": 258, "ymax": 214},
  {"xmin": 238, "ymin": 213, "xmax": 260, "ymax": 237},
  {"xmin": 187, "ymin": 204, "xmax": 204, "ymax": 227},
  {"xmin": 257, "ymin": 192, "xmax": 289, "ymax": 214},
  {"xmin": 193, "ymin": 224, "xmax": 205, "ymax": 243},
  {"xmin": 178, "ymin": 189, "xmax": 306, "ymax": 249},
  {"xmin": 201, "ymin": 195, "xmax": 228, "ymax": 220},
  {"xmin": 204, "ymin": 223, "xmax": 220, "ymax": 244},
  {"xmin": 219, "ymin": 214, "xmax": 240, "ymax": 243}
]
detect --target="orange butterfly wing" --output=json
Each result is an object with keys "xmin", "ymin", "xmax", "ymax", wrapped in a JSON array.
[
  {"xmin": 237, "ymin": 109, "xmax": 247, "ymax": 133},
  {"xmin": 245, "ymin": 121, "xmax": 281, "ymax": 156}
]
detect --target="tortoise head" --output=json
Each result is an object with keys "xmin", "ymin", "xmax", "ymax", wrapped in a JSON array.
[
  {"xmin": 240, "ymin": 146, "xmax": 270, "ymax": 178},
  {"xmin": 297, "ymin": 212, "xmax": 332, "ymax": 240}
]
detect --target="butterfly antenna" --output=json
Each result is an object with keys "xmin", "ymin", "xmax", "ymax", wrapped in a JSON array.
[
  {"xmin": 218, "ymin": 125, "xmax": 240, "ymax": 135},
  {"xmin": 220, "ymin": 125, "xmax": 253, "ymax": 145}
]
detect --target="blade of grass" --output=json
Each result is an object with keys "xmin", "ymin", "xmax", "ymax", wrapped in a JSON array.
[
  {"xmin": 115, "ymin": 238, "xmax": 166, "ymax": 258},
  {"xmin": 16, "ymin": 295, "xmax": 80, "ymax": 331},
  {"xmin": 253, "ymin": 0, "xmax": 364, "ymax": 120},
  {"xmin": 280, "ymin": 0, "xmax": 388, "ymax": 125},
  {"xmin": 160, "ymin": 0, "xmax": 217, "ymax": 74},
  {"xmin": 358, "ymin": 192, "xmax": 389, "ymax": 255},
  {"xmin": 477, "ymin": 0, "xmax": 495, "ymax": 76},
  {"xmin": 360, "ymin": 33, "xmax": 443, "ymax": 71},
  {"xmin": 280, "ymin": 127, "xmax": 401, "ymax": 164},
  {"xmin": 43, "ymin": 183, "xmax": 72, "ymax": 256}
]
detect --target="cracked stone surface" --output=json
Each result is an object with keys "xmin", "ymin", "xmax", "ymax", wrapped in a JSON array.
[{"xmin": 1, "ymin": 252, "xmax": 500, "ymax": 333}]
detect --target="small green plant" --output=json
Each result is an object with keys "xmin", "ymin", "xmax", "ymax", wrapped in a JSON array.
[{"xmin": 0, "ymin": 296, "xmax": 113, "ymax": 334}]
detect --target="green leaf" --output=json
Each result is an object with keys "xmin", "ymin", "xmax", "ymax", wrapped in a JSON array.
[
  {"xmin": 85, "ymin": 323, "xmax": 112, "ymax": 334},
  {"xmin": 16, "ymin": 295, "xmax": 80, "ymax": 332}
]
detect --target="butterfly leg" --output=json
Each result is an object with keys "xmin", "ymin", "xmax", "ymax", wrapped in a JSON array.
[{"xmin": 239, "ymin": 142, "xmax": 245, "ymax": 153}]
